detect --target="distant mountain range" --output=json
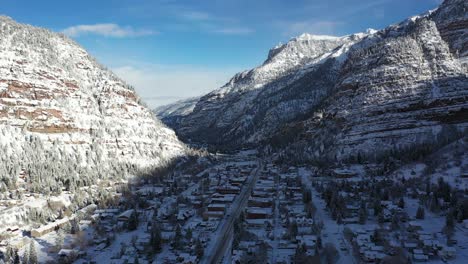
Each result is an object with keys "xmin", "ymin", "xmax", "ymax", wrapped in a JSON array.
[{"xmin": 156, "ymin": 0, "xmax": 467, "ymax": 164}]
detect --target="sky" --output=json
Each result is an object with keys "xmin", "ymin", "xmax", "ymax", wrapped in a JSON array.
[{"xmin": 0, "ymin": 0, "xmax": 442, "ymax": 107}]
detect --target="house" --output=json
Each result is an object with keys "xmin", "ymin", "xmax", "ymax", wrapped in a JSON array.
[
  {"xmin": 441, "ymin": 247, "xmax": 456, "ymax": 259},
  {"xmin": 207, "ymin": 204, "xmax": 226, "ymax": 212},
  {"xmin": 363, "ymin": 250, "xmax": 385, "ymax": 263},
  {"xmin": 31, "ymin": 216, "xmax": 73, "ymax": 237},
  {"xmin": 412, "ymin": 249, "xmax": 428, "ymax": 262},
  {"xmin": 245, "ymin": 208, "xmax": 272, "ymax": 219},
  {"xmin": 203, "ymin": 211, "xmax": 224, "ymax": 220},
  {"xmin": 217, "ymin": 185, "xmax": 240, "ymax": 195},
  {"xmin": 211, "ymin": 194, "xmax": 236, "ymax": 204},
  {"xmin": 117, "ymin": 209, "xmax": 135, "ymax": 223},
  {"xmin": 58, "ymin": 249, "xmax": 83, "ymax": 261},
  {"xmin": 332, "ymin": 168, "xmax": 357, "ymax": 178},
  {"xmin": 408, "ymin": 221, "xmax": 423, "ymax": 231},
  {"xmin": 251, "ymin": 190, "xmax": 270, "ymax": 198},
  {"xmin": 230, "ymin": 177, "xmax": 247, "ymax": 185},
  {"xmin": 404, "ymin": 242, "xmax": 418, "ymax": 251},
  {"xmin": 248, "ymin": 197, "xmax": 273, "ymax": 208},
  {"xmin": 245, "ymin": 219, "xmax": 272, "ymax": 228},
  {"xmin": 295, "ymin": 235, "xmax": 317, "ymax": 249}
]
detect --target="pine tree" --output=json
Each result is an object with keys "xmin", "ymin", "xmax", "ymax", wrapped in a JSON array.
[
  {"xmin": 185, "ymin": 227, "xmax": 193, "ymax": 241},
  {"xmin": 398, "ymin": 197, "xmax": 405, "ymax": 209},
  {"xmin": 128, "ymin": 210, "xmax": 138, "ymax": 231},
  {"xmin": 378, "ymin": 211, "xmax": 385, "ymax": 224},
  {"xmin": 22, "ymin": 243, "xmax": 30, "ymax": 264},
  {"xmin": 174, "ymin": 224, "xmax": 182, "ymax": 249},
  {"xmin": 416, "ymin": 206, "xmax": 425, "ymax": 219},
  {"xmin": 29, "ymin": 241, "xmax": 38, "ymax": 264},
  {"xmin": 195, "ymin": 238, "xmax": 204, "ymax": 258},
  {"xmin": 151, "ymin": 224, "xmax": 162, "ymax": 252},
  {"xmin": 56, "ymin": 230, "xmax": 64, "ymax": 250},
  {"xmin": 359, "ymin": 204, "xmax": 367, "ymax": 225},
  {"xmin": 445, "ymin": 210, "xmax": 455, "ymax": 231}
]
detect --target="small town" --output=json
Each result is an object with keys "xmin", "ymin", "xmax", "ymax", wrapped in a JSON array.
[{"xmin": 1, "ymin": 149, "xmax": 467, "ymax": 264}]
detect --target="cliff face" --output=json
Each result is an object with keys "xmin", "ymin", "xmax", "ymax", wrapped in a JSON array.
[
  {"xmin": 161, "ymin": 0, "xmax": 467, "ymax": 164},
  {"xmin": 172, "ymin": 33, "xmax": 369, "ymax": 144},
  {"xmin": 432, "ymin": 0, "xmax": 468, "ymax": 65},
  {"xmin": 286, "ymin": 17, "xmax": 467, "ymax": 162},
  {"xmin": 0, "ymin": 16, "xmax": 185, "ymax": 184}
]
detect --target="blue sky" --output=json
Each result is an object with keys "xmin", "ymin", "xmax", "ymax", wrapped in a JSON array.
[{"xmin": 1, "ymin": 0, "xmax": 441, "ymax": 107}]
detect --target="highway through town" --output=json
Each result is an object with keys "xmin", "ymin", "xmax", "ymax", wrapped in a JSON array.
[{"xmin": 201, "ymin": 159, "xmax": 263, "ymax": 264}]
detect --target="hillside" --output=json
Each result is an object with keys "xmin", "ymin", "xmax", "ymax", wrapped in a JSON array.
[
  {"xmin": 0, "ymin": 16, "xmax": 186, "ymax": 194},
  {"xmin": 154, "ymin": 97, "xmax": 199, "ymax": 129},
  {"xmin": 162, "ymin": 0, "xmax": 467, "ymax": 165}
]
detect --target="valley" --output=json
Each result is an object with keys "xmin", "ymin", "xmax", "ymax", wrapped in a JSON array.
[{"xmin": 0, "ymin": 0, "xmax": 467, "ymax": 263}]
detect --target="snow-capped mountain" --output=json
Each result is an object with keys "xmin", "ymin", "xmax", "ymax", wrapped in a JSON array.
[
  {"xmin": 170, "ymin": 30, "xmax": 370, "ymax": 144},
  {"xmin": 0, "ymin": 16, "xmax": 185, "ymax": 190},
  {"xmin": 162, "ymin": 0, "xmax": 467, "ymax": 163}
]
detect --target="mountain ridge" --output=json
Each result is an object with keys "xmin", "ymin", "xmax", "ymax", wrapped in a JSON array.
[
  {"xmin": 159, "ymin": 0, "xmax": 467, "ymax": 165},
  {"xmin": 0, "ymin": 15, "xmax": 186, "ymax": 193}
]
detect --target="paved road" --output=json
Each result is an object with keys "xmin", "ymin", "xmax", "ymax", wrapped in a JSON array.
[
  {"xmin": 201, "ymin": 159, "xmax": 263, "ymax": 264},
  {"xmin": 271, "ymin": 174, "xmax": 280, "ymax": 263}
]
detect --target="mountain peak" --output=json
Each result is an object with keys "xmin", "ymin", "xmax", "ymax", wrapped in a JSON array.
[{"xmin": 294, "ymin": 33, "xmax": 341, "ymax": 42}]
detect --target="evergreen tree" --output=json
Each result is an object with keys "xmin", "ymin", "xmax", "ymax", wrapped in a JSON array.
[
  {"xmin": 195, "ymin": 238, "xmax": 204, "ymax": 258},
  {"xmin": 174, "ymin": 224, "xmax": 182, "ymax": 249},
  {"xmin": 185, "ymin": 227, "xmax": 193, "ymax": 241},
  {"xmin": 289, "ymin": 220, "xmax": 298, "ymax": 239},
  {"xmin": 56, "ymin": 230, "xmax": 64, "ymax": 250},
  {"xmin": 445, "ymin": 210, "xmax": 455, "ymax": 231},
  {"xmin": 29, "ymin": 241, "xmax": 38, "ymax": 264},
  {"xmin": 151, "ymin": 223, "xmax": 162, "ymax": 252},
  {"xmin": 391, "ymin": 214, "xmax": 400, "ymax": 230},
  {"xmin": 14, "ymin": 251, "xmax": 20, "ymax": 264},
  {"xmin": 23, "ymin": 242, "xmax": 30, "ymax": 264},
  {"xmin": 359, "ymin": 203, "xmax": 367, "ymax": 225},
  {"xmin": 416, "ymin": 206, "xmax": 425, "ymax": 219},
  {"xmin": 398, "ymin": 197, "xmax": 405, "ymax": 209},
  {"xmin": 128, "ymin": 210, "xmax": 138, "ymax": 231},
  {"xmin": 373, "ymin": 200, "xmax": 382, "ymax": 216},
  {"xmin": 378, "ymin": 211, "xmax": 385, "ymax": 224}
]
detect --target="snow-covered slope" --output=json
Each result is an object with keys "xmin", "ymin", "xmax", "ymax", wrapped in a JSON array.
[
  {"xmin": 154, "ymin": 97, "xmax": 199, "ymax": 128},
  {"xmin": 166, "ymin": 0, "xmax": 467, "ymax": 164},
  {"xmin": 0, "ymin": 16, "xmax": 185, "ymax": 190},
  {"xmin": 432, "ymin": 0, "xmax": 468, "ymax": 66},
  {"xmin": 172, "ymin": 31, "xmax": 369, "ymax": 144},
  {"xmin": 283, "ymin": 15, "xmax": 468, "ymax": 163}
]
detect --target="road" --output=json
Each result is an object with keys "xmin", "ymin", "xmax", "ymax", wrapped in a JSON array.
[
  {"xmin": 301, "ymin": 171, "xmax": 357, "ymax": 264},
  {"xmin": 201, "ymin": 158, "xmax": 263, "ymax": 264},
  {"xmin": 271, "ymin": 173, "xmax": 281, "ymax": 263}
]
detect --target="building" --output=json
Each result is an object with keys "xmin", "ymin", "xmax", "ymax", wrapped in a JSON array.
[
  {"xmin": 295, "ymin": 235, "xmax": 317, "ymax": 249},
  {"xmin": 248, "ymin": 197, "xmax": 273, "ymax": 208},
  {"xmin": 31, "ymin": 216, "xmax": 73, "ymax": 237},
  {"xmin": 217, "ymin": 185, "xmax": 241, "ymax": 195},
  {"xmin": 245, "ymin": 207, "xmax": 272, "ymax": 219},
  {"xmin": 117, "ymin": 209, "xmax": 136, "ymax": 223},
  {"xmin": 207, "ymin": 203, "xmax": 227, "ymax": 212}
]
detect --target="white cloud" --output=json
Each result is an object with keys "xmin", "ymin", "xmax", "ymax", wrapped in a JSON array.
[
  {"xmin": 62, "ymin": 23, "xmax": 156, "ymax": 38},
  {"xmin": 112, "ymin": 64, "xmax": 243, "ymax": 107}
]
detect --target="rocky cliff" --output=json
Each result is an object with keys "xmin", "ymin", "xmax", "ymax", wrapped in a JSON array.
[{"xmin": 0, "ymin": 16, "xmax": 185, "ymax": 192}]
